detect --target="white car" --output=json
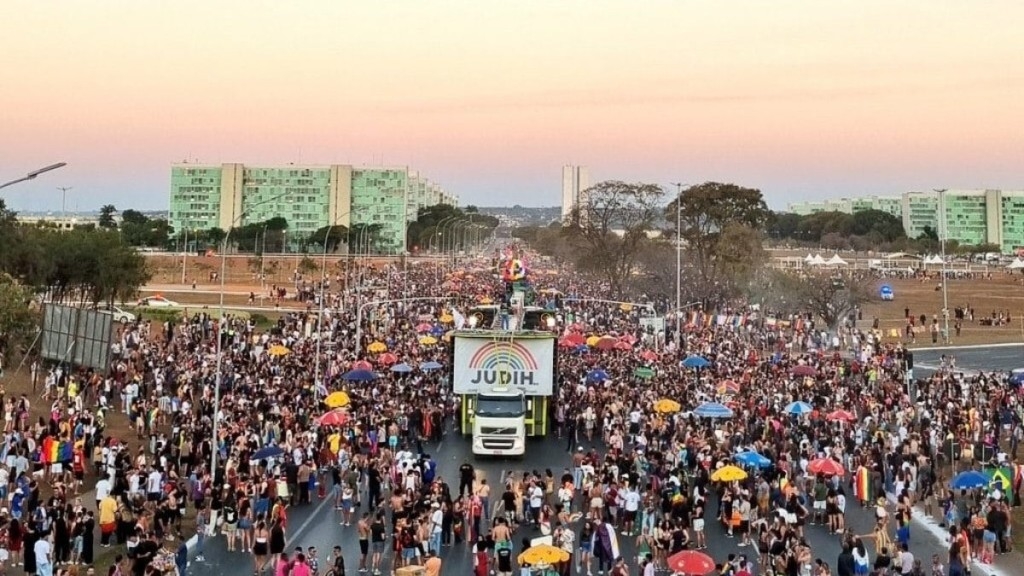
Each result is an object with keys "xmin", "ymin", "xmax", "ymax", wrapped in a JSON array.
[
  {"xmin": 96, "ymin": 305, "xmax": 137, "ymax": 323},
  {"xmin": 137, "ymin": 296, "xmax": 179, "ymax": 308}
]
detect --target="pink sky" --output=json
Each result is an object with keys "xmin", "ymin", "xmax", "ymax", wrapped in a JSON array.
[{"xmin": 1, "ymin": 0, "xmax": 1022, "ymax": 211}]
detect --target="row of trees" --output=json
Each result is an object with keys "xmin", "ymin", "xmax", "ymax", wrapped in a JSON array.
[{"xmin": 406, "ymin": 204, "xmax": 500, "ymax": 252}]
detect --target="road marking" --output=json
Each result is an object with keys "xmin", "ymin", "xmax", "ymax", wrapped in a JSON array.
[
  {"xmin": 287, "ymin": 489, "xmax": 337, "ymax": 546},
  {"xmin": 909, "ymin": 342, "xmax": 1024, "ymax": 352}
]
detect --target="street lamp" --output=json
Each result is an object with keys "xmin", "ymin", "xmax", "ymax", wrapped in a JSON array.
[
  {"xmin": 670, "ymin": 182, "xmax": 689, "ymax": 350},
  {"xmin": 312, "ymin": 214, "xmax": 351, "ymax": 396},
  {"xmin": 211, "ymin": 191, "xmax": 289, "ymax": 484},
  {"xmin": 0, "ymin": 162, "xmax": 67, "ymax": 190},
  {"xmin": 935, "ymin": 188, "xmax": 950, "ymax": 343}
]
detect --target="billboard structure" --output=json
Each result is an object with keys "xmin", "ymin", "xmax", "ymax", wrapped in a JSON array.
[
  {"xmin": 452, "ymin": 335, "xmax": 555, "ymax": 395},
  {"xmin": 40, "ymin": 304, "xmax": 114, "ymax": 371}
]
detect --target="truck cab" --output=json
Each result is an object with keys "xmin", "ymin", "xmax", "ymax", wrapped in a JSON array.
[{"xmin": 469, "ymin": 388, "xmax": 527, "ymax": 456}]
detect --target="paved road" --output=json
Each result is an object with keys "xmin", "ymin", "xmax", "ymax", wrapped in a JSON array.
[
  {"xmin": 912, "ymin": 344, "xmax": 1024, "ymax": 376},
  {"xmin": 191, "ymin": 433, "xmax": 954, "ymax": 576}
]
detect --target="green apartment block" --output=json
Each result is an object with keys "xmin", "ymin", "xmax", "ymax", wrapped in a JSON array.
[{"xmin": 169, "ymin": 163, "xmax": 457, "ymax": 252}]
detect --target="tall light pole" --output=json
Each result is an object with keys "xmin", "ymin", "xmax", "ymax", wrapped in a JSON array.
[
  {"xmin": 0, "ymin": 162, "xmax": 67, "ymax": 190},
  {"xmin": 670, "ymin": 182, "xmax": 688, "ymax": 350},
  {"xmin": 56, "ymin": 186, "xmax": 73, "ymax": 221},
  {"xmin": 312, "ymin": 213, "xmax": 350, "ymax": 394},
  {"xmin": 936, "ymin": 188, "xmax": 950, "ymax": 343},
  {"xmin": 181, "ymin": 229, "xmax": 189, "ymax": 284},
  {"xmin": 211, "ymin": 191, "xmax": 288, "ymax": 484}
]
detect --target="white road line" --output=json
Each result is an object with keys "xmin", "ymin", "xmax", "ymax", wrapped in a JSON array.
[
  {"xmin": 287, "ymin": 488, "xmax": 338, "ymax": 546},
  {"xmin": 909, "ymin": 342, "xmax": 1024, "ymax": 352}
]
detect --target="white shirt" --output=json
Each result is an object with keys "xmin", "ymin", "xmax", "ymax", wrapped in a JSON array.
[
  {"xmin": 34, "ymin": 538, "xmax": 51, "ymax": 566},
  {"xmin": 430, "ymin": 509, "xmax": 443, "ymax": 534},
  {"xmin": 529, "ymin": 486, "xmax": 543, "ymax": 508},
  {"xmin": 95, "ymin": 478, "xmax": 111, "ymax": 501},
  {"xmin": 623, "ymin": 490, "xmax": 641, "ymax": 512},
  {"xmin": 147, "ymin": 470, "xmax": 162, "ymax": 493}
]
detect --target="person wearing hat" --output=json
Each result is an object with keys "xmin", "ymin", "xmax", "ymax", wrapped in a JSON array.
[{"xmin": 428, "ymin": 501, "xmax": 444, "ymax": 555}]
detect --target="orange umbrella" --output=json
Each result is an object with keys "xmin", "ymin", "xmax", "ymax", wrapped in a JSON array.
[
  {"xmin": 377, "ymin": 353, "xmax": 398, "ymax": 365},
  {"xmin": 319, "ymin": 410, "xmax": 349, "ymax": 427},
  {"xmin": 807, "ymin": 458, "xmax": 845, "ymax": 476},
  {"xmin": 826, "ymin": 409, "xmax": 856, "ymax": 422},
  {"xmin": 594, "ymin": 336, "xmax": 618, "ymax": 351}
]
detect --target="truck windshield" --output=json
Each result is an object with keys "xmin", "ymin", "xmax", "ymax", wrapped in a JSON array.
[{"xmin": 476, "ymin": 395, "xmax": 525, "ymax": 417}]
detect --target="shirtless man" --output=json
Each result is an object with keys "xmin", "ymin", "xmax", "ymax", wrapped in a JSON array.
[{"xmin": 357, "ymin": 512, "xmax": 371, "ymax": 573}]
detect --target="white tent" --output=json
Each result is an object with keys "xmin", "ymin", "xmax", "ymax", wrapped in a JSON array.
[
  {"xmin": 1007, "ymin": 258, "xmax": 1024, "ymax": 270},
  {"xmin": 924, "ymin": 254, "xmax": 945, "ymax": 265},
  {"xmin": 826, "ymin": 254, "xmax": 848, "ymax": 267},
  {"xmin": 804, "ymin": 254, "xmax": 814, "ymax": 263},
  {"xmin": 810, "ymin": 254, "xmax": 827, "ymax": 266}
]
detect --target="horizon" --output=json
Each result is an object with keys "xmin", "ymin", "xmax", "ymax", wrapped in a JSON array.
[{"xmin": 2, "ymin": 1, "xmax": 1021, "ymax": 214}]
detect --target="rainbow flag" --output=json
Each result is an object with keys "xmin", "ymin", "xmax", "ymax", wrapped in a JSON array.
[{"xmin": 854, "ymin": 466, "xmax": 871, "ymax": 503}]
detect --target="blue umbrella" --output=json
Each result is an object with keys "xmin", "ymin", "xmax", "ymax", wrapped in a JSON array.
[
  {"xmin": 252, "ymin": 446, "xmax": 284, "ymax": 460},
  {"xmin": 950, "ymin": 470, "xmax": 990, "ymax": 490},
  {"xmin": 735, "ymin": 451, "xmax": 772, "ymax": 469},
  {"xmin": 575, "ymin": 344, "xmax": 590, "ymax": 354},
  {"xmin": 421, "ymin": 361, "xmax": 444, "ymax": 371},
  {"xmin": 682, "ymin": 356, "xmax": 710, "ymax": 369},
  {"xmin": 343, "ymin": 369, "xmax": 376, "ymax": 382},
  {"xmin": 785, "ymin": 401, "xmax": 814, "ymax": 416},
  {"xmin": 586, "ymin": 369, "xmax": 609, "ymax": 384},
  {"xmin": 693, "ymin": 401, "xmax": 734, "ymax": 418},
  {"xmin": 391, "ymin": 363, "xmax": 413, "ymax": 373},
  {"xmin": 429, "ymin": 325, "xmax": 445, "ymax": 337}
]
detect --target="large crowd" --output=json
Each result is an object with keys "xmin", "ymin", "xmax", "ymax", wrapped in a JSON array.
[{"xmin": 0, "ymin": 247, "xmax": 1021, "ymax": 576}]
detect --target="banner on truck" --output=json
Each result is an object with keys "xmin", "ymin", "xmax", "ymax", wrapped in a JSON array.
[{"xmin": 453, "ymin": 336, "xmax": 554, "ymax": 395}]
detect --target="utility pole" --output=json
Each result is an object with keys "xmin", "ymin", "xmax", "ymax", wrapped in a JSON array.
[
  {"xmin": 935, "ymin": 188, "xmax": 950, "ymax": 343},
  {"xmin": 56, "ymin": 186, "xmax": 72, "ymax": 223},
  {"xmin": 670, "ymin": 182, "xmax": 688, "ymax": 350}
]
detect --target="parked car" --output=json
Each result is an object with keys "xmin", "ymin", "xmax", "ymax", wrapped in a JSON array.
[
  {"xmin": 137, "ymin": 295, "xmax": 179, "ymax": 308},
  {"xmin": 96, "ymin": 304, "xmax": 137, "ymax": 323}
]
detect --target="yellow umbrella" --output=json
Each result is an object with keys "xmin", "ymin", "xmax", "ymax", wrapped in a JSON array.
[
  {"xmin": 324, "ymin": 391, "xmax": 351, "ymax": 409},
  {"xmin": 654, "ymin": 399, "xmax": 681, "ymax": 414},
  {"xmin": 367, "ymin": 341, "xmax": 388, "ymax": 353},
  {"xmin": 518, "ymin": 544, "xmax": 570, "ymax": 566},
  {"xmin": 711, "ymin": 464, "xmax": 748, "ymax": 483},
  {"xmin": 585, "ymin": 335, "xmax": 601, "ymax": 347},
  {"xmin": 478, "ymin": 296, "xmax": 493, "ymax": 304},
  {"xmin": 419, "ymin": 336, "xmax": 438, "ymax": 345},
  {"xmin": 439, "ymin": 313, "xmax": 454, "ymax": 324},
  {"xmin": 619, "ymin": 303, "xmax": 633, "ymax": 312},
  {"xmin": 267, "ymin": 344, "xmax": 290, "ymax": 357}
]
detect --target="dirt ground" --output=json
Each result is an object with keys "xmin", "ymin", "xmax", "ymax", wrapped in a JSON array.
[{"xmin": 144, "ymin": 253, "xmax": 410, "ymax": 287}]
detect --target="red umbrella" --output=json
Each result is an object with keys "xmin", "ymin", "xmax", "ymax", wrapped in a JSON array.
[
  {"xmin": 620, "ymin": 334, "xmax": 638, "ymax": 345},
  {"xmin": 352, "ymin": 360, "xmax": 373, "ymax": 371},
  {"xmin": 558, "ymin": 338, "xmax": 578, "ymax": 349},
  {"xmin": 415, "ymin": 323, "xmax": 432, "ymax": 333},
  {"xmin": 791, "ymin": 365, "xmax": 817, "ymax": 377},
  {"xmin": 826, "ymin": 409, "xmax": 856, "ymax": 423},
  {"xmin": 377, "ymin": 353, "xmax": 398, "ymax": 365},
  {"xmin": 594, "ymin": 336, "xmax": 618, "ymax": 351},
  {"xmin": 319, "ymin": 410, "xmax": 349, "ymax": 427},
  {"xmin": 807, "ymin": 457, "xmax": 845, "ymax": 477},
  {"xmin": 640, "ymin": 350, "xmax": 658, "ymax": 362},
  {"xmin": 562, "ymin": 333, "xmax": 586, "ymax": 346},
  {"xmin": 613, "ymin": 340, "xmax": 632, "ymax": 351},
  {"xmin": 666, "ymin": 550, "xmax": 716, "ymax": 575}
]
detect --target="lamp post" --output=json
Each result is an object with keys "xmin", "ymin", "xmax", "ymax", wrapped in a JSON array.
[
  {"xmin": 211, "ymin": 191, "xmax": 289, "ymax": 484},
  {"xmin": 0, "ymin": 162, "xmax": 67, "ymax": 190},
  {"xmin": 181, "ymin": 229, "xmax": 189, "ymax": 284},
  {"xmin": 312, "ymin": 213, "xmax": 351, "ymax": 395},
  {"xmin": 936, "ymin": 188, "xmax": 950, "ymax": 343},
  {"xmin": 670, "ymin": 182, "xmax": 688, "ymax": 349}
]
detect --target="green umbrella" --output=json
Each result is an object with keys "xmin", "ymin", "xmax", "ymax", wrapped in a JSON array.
[{"xmin": 634, "ymin": 367, "xmax": 655, "ymax": 379}]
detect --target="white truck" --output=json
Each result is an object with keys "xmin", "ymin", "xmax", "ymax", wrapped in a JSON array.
[{"xmin": 450, "ymin": 331, "xmax": 557, "ymax": 456}]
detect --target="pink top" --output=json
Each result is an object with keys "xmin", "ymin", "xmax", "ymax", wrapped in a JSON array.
[{"xmin": 290, "ymin": 561, "xmax": 311, "ymax": 576}]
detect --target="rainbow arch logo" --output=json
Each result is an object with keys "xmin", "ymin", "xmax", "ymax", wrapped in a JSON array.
[{"xmin": 468, "ymin": 341, "xmax": 539, "ymax": 372}]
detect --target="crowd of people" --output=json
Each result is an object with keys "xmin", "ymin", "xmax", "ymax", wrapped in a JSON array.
[{"xmin": 0, "ymin": 246, "xmax": 1020, "ymax": 576}]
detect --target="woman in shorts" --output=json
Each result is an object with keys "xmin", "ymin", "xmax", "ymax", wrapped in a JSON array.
[{"xmin": 692, "ymin": 501, "xmax": 706, "ymax": 550}]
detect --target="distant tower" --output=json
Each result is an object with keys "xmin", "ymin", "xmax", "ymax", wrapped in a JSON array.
[{"xmin": 560, "ymin": 165, "xmax": 590, "ymax": 224}]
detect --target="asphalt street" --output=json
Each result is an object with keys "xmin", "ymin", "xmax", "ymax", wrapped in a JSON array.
[
  {"xmin": 912, "ymin": 344, "xmax": 1024, "ymax": 377},
  {"xmin": 190, "ymin": 432, "xmax": 954, "ymax": 576}
]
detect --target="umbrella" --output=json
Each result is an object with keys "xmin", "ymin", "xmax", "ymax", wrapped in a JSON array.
[
  {"xmin": 613, "ymin": 340, "xmax": 632, "ymax": 351},
  {"xmin": 377, "ymin": 353, "xmax": 398, "ymax": 365},
  {"xmin": 318, "ymin": 409, "xmax": 349, "ymax": 427},
  {"xmin": 252, "ymin": 446, "xmax": 285, "ymax": 460},
  {"xmin": 666, "ymin": 550, "xmax": 716, "ymax": 576},
  {"xmin": 574, "ymin": 344, "xmax": 590, "ymax": 354},
  {"xmin": 518, "ymin": 544, "xmax": 570, "ymax": 565},
  {"xmin": 429, "ymin": 325, "xmax": 445, "ymax": 337},
  {"xmin": 391, "ymin": 363, "xmax": 413, "ymax": 373},
  {"xmin": 951, "ymin": 470, "xmax": 990, "ymax": 490},
  {"xmin": 633, "ymin": 367, "xmax": 655, "ymax": 379},
  {"xmin": 342, "ymin": 369, "xmax": 376, "ymax": 382},
  {"xmin": 711, "ymin": 465, "xmax": 748, "ymax": 483},
  {"xmin": 563, "ymin": 333, "xmax": 586, "ymax": 347},
  {"xmin": 421, "ymin": 361, "xmax": 443, "ymax": 371},
  {"xmin": 807, "ymin": 458, "xmax": 845, "ymax": 477},
  {"xmin": 785, "ymin": 401, "xmax": 814, "ymax": 416},
  {"xmin": 791, "ymin": 365, "xmax": 816, "ymax": 377},
  {"xmin": 324, "ymin": 391, "xmax": 351, "ymax": 409},
  {"xmin": 734, "ymin": 451, "xmax": 772, "ymax": 469},
  {"xmin": 639, "ymin": 350, "xmax": 658, "ymax": 362},
  {"xmin": 717, "ymin": 380, "xmax": 741, "ymax": 395},
  {"xmin": 419, "ymin": 336, "xmax": 438, "ymax": 345},
  {"xmin": 586, "ymin": 369, "xmax": 609, "ymax": 384},
  {"xmin": 826, "ymin": 409, "xmax": 856, "ymax": 422},
  {"xmin": 682, "ymin": 356, "xmax": 710, "ymax": 369},
  {"xmin": 351, "ymin": 360, "xmax": 373, "ymax": 372},
  {"xmin": 693, "ymin": 402, "xmax": 733, "ymax": 418},
  {"xmin": 478, "ymin": 296, "xmax": 493, "ymax": 304},
  {"xmin": 585, "ymin": 335, "xmax": 601, "ymax": 347},
  {"xmin": 415, "ymin": 323, "xmax": 433, "ymax": 333},
  {"xmin": 267, "ymin": 344, "xmax": 290, "ymax": 357},
  {"xmin": 654, "ymin": 399, "xmax": 681, "ymax": 414},
  {"xmin": 558, "ymin": 338, "xmax": 577, "ymax": 349},
  {"xmin": 367, "ymin": 341, "xmax": 387, "ymax": 353},
  {"xmin": 439, "ymin": 313, "xmax": 454, "ymax": 324},
  {"xmin": 592, "ymin": 336, "xmax": 617, "ymax": 350}
]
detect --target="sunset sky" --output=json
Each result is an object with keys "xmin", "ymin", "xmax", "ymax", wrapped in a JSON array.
[{"xmin": 1, "ymin": 1, "xmax": 1022, "ymax": 212}]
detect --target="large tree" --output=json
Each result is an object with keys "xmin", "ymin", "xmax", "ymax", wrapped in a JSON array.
[
  {"xmin": 98, "ymin": 204, "xmax": 118, "ymax": 229},
  {"xmin": 566, "ymin": 180, "xmax": 665, "ymax": 297},
  {"xmin": 0, "ymin": 273, "xmax": 37, "ymax": 362},
  {"xmin": 760, "ymin": 270, "xmax": 871, "ymax": 330},
  {"xmin": 668, "ymin": 182, "xmax": 769, "ymax": 301}
]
